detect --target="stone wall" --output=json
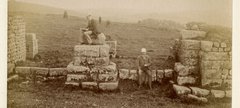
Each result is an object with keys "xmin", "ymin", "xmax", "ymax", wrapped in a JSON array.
[
  {"xmin": 174, "ymin": 32, "xmax": 232, "ymax": 88},
  {"xmin": 8, "ymin": 16, "xmax": 26, "ymax": 64}
]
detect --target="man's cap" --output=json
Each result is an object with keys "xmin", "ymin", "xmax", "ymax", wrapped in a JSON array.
[{"xmin": 141, "ymin": 48, "xmax": 147, "ymax": 53}]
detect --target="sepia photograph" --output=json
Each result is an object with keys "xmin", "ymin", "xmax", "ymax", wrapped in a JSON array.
[{"xmin": 3, "ymin": 0, "xmax": 237, "ymax": 107}]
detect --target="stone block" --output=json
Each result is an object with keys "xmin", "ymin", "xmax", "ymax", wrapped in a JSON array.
[
  {"xmin": 119, "ymin": 69, "xmax": 129, "ymax": 79},
  {"xmin": 201, "ymin": 52, "xmax": 230, "ymax": 61},
  {"xmin": 200, "ymin": 41, "xmax": 213, "ymax": 52},
  {"xmin": 180, "ymin": 57, "xmax": 198, "ymax": 66},
  {"xmin": 219, "ymin": 48, "xmax": 224, "ymax": 52},
  {"xmin": 179, "ymin": 49, "xmax": 199, "ymax": 58},
  {"xmin": 201, "ymin": 69, "xmax": 221, "ymax": 79},
  {"xmin": 190, "ymin": 87, "xmax": 210, "ymax": 97},
  {"xmin": 211, "ymin": 48, "xmax": 218, "ymax": 52},
  {"xmin": 67, "ymin": 62, "xmax": 90, "ymax": 73},
  {"xmin": 211, "ymin": 90, "xmax": 225, "ymax": 98},
  {"xmin": 174, "ymin": 63, "xmax": 190, "ymax": 76},
  {"xmin": 213, "ymin": 42, "xmax": 220, "ymax": 47},
  {"xmin": 177, "ymin": 76, "xmax": 196, "ymax": 85},
  {"xmin": 224, "ymin": 47, "xmax": 231, "ymax": 52},
  {"xmin": 74, "ymin": 45, "xmax": 100, "ymax": 57},
  {"xmin": 225, "ymin": 90, "xmax": 231, "ymax": 98},
  {"xmin": 30, "ymin": 67, "xmax": 49, "ymax": 76},
  {"xmin": 188, "ymin": 66, "xmax": 199, "ymax": 75},
  {"xmin": 129, "ymin": 70, "xmax": 138, "ymax": 80},
  {"xmin": 220, "ymin": 43, "xmax": 227, "ymax": 48},
  {"xmin": 173, "ymin": 84, "xmax": 191, "ymax": 95},
  {"xmin": 164, "ymin": 69, "xmax": 173, "ymax": 78},
  {"xmin": 180, "ymin": 30, "xmax": 206, "ymax": 39},
  {"xmin": 181, "ymin": 40, "xmax": 201, "ymax": 50},
  {"xmin": 99, "ymin": 81, "xmax": 119, "ymax": 91},
  {"xmin": 101, "ymin": 62, "xmax": 117, "ymax": 72},
  {"xmin": 96, "ymin": 72, "xmax": 118, "ymax": 82},
  {"xmin": 15, "ymin": 67, "xmax": 31, "ymax": 76},
  {"xmin": 201, "ymin": 79, "xmax": 222, "ymax": 87},
  {"xmin": 49, "ymin": 68, "xmax": 67, "ymax": 76},
  {"xmin": 66, "ymin": 74, "xmax": 88, "ymax": 82},
  {"xmin": 65, "ymin": 82, "xmax": 80, "ymax": 86},
  {"xmin": 81, "ymin": 82, "xmax": 98, "ymax": 89}
]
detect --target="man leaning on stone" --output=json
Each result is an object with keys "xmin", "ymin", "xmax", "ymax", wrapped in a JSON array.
[
  {"xmin": 81, "ymin": 15, "xmax": 101, "ymax": 45},
  {"xmin": 137, "ymin": 48, "xmax": 152, "ymax": 89}
]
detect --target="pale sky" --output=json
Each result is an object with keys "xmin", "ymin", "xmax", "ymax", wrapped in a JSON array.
[{"xmin": 15, "ymin": 0, "xmax": 232, "ymax": 27}]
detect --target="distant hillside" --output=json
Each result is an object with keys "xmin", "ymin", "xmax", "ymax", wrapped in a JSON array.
[{"xmin": 8, "ymin": 1, "xmax": 81, "ymax": 16}]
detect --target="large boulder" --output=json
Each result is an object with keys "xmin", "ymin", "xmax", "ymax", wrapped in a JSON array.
[
  {"xmin": 173, "ymin": 84, "xmax": 191, "ymax": 95},
  {"xmin": 190, "ymin": 87, "xmax": 210, "ymax": 97}
]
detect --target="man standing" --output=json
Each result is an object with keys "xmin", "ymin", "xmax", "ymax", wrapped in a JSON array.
[
  {"xmin": 137, "ymin": 48, "xmax": 152, "ymax": 89},
  {"xmin": 81, "ymin": 15, "xmax": 100, "ymax": 44}
]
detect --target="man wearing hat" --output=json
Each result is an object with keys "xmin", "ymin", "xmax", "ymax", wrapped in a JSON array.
[{"xmin": 137, "ymin": 48, "xmax": 152, "ymax": 89}]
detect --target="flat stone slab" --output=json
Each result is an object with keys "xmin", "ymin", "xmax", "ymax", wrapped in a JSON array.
[
  {"xmin": 99, "ymin": 81, "xmax": 119, "ymax": 91},
  {"xmin": 211, "ymin": 90, "xmax": 225, "ymax": 98},
  {"xmin": 65, "ymin": 81, "xmax": 80, "ymax": 86},
  {"xmin": 177, "ymin": 76, "xmax": 196, "ymax": 85},
  {"xmin": 190, "ymin": 87, "xmax": 210, "ymax": 97},
  {"xmin": 81, "ymin": 82, "xmax": 98, "ymax": 90}
]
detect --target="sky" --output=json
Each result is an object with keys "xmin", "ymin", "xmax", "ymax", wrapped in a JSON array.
[{"xmin": 15, "ymin": 0, "xmax": 232, "ymax": 27}]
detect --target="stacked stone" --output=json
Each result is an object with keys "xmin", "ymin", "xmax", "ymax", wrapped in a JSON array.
[
  {"xmin": 119, "ymin": 69, "xmax": 174, "ymax": 83},
  {"xmin": 200, "ymin": 41, "xmax": 232, "ymax": 88},
  {"xmin": 65, "ymin": 45, "xmax": 118, "ymax": 91},
  {"xmin": 180, "ymin": 30, "xmax": 206, "ymax": 39},
  {"xmin": 176, "ymin": 40, "xmax": 201, "ymax": 85},
  {"xmin": 26, "ymin": 33, "xmax": 38, "ymax": 59},
  {"xmin": 8, "ymin": 16, "xmax": 26, "ymax": 63}
]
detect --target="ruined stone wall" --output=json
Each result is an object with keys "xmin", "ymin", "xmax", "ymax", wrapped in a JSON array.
[
  {"xmin": 174, "ymin": 38, "xmax": 232, "ymax": 88},
  {"xmin": 8, "ymin": 16, "xmax": 26, "ymax": 63}
]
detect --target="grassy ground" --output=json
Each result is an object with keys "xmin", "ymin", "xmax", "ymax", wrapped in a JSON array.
[{"xmin": 8, "ymin": 79, "xmax": 231, "ymax": 108}]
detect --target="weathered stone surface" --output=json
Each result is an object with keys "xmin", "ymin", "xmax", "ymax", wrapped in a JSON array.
[
  {"xmin": 224, "ymin": 47, "xmax": 231, "ymax": 52},
  {"xmin": 99, "ymin": 44, "xmax": 110, "ymax": 57},
  {"xmin": 119, "ymin": 69, "xmax": 129, "ymax": 79},
  {"xmin": 74, "ymin": 45, "xmax": 100, "ymax": 57},
  {"xmin": 164, "ymin": 69, "xmax": 173, "ymax": 78},
  {"xmin": 187, "ymin": 94, "xmax": 208, "ymax": 103},
  {"xmin": 213, "ymin": 42, "xmax": 220, "ymax": 47},
  {"xmin": 156, "ymin": 70, "xmax": 164, "ymax": 83},
  {"xmin": 67, "ymin": 74, "xmax": 88, "ymax": 82},
  {"xmin": 99, "ymin": 81, "xmax": 119, "ymax": 91},
  {"xmin": 220, "ymin": 42, "xmax": 227, "ymax": 48},
  {"xmin": 96, "ymin": 72, "xmax": 118, "ymax": 82},
  {"xmin": 73, "ymin": 56, "xmax": 110, "ymax": 66},
  {"xmin": 177, "ymin": 76, "xmax": 196, "ymax": 85},
  {"xmin": 31, "ymin": 67, "xmax": 49, "ymax": 76},
  {"xmin": 201, "ymin": 41, "xmax": 213, "ymax": 52},
  {"xmin": 211, "ymin": 90, "xmax": 225, "ymax": 98},
  {"xmin": 49, "ymin": 68, "xmax": 67, "ymax": 76},
  {"xmin": 101, "ymin": 62, "xmax": 117, "ymax": 72},
  {"xmin": 174, "ymin": 63, "xmax": 190, "ymax": 76},
  {"xmin": 201, "ymin": 79, "xmax": 222, "ymax": 87},
  {"xmin": 212, "ymin": 48, "xmax": 219, "ymax": 52},
  {"xmin": 188, "ymin": 66, "xmax": 199, "ymax": 75},
  {"xmin": 81, "ymin": 82, "xmax": 98, "ymax": 89},
  {"xmin": 129, "ymin": 70, "xmax": 138, "ymax": 80},
  {"xmin": 15, "ymin": 67, "xmax": 31, "ymax": 76},
  {"xmin": 65, "ymin": 82, "xmax": 80, "ymax": 86},
  {"xmin": 67, "ymin": 62, "xmax": 90, "ymax": 73},
  {"xmin": 180, "ymin": 30, "xmax": 206, "ymax": 39},
  {"xmin": 190, "ymin": 87, "xmax": 210, "ymax": 97},
  {"xmin": 201, "ymin": 69, "xmax": 221, "ymax": 79},
  {"xmin": 225, "ymin": 90, "xmax": 231, "ymax": 98},
  {"xmin": 179, "ymin": 49, "xmax": 199, "ymax": 58},
  {"xmin": 180, "ymin": 57, "xmax": 198, "ymax": 66},
  {"xmin": 219, "ymin": 48, "xmax": 224, "ymax": 52},
  {"xmin": 173, "ymin": 84, "xmax": 191, "ymax": 95},
  {"xmin": 201, "ymin": 52, "xmax": 230, "ymax": 61},
  {"xmin": 181, "ymin": 40, "xmax": 201, "ymax": 50}
]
